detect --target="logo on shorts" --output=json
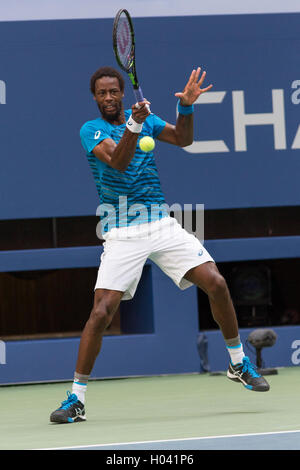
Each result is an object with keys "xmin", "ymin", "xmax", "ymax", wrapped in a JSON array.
[
  {"xmin": 198, "ymin": 250, "xmax": 203, "ymax": 256},
  {"xmin": 94, "ymin": 130, "xmax": 101, "ymax": 139}
]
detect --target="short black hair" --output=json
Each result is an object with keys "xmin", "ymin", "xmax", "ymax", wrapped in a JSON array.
[{"xmin": 90, "ymin": 66, "xmax": 125, "ymax": 95}]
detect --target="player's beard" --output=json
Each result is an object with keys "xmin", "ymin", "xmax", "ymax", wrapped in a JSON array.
[{"xmin": 99, "ymin": 101, "xmax": 123, "ymax": 122}]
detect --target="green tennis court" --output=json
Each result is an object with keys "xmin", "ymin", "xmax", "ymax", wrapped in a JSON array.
[{"xmin": 1, "ymin": 367, "xmax": 299, "ymax": 450}]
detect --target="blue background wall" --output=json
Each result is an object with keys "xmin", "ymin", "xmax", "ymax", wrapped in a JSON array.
[{"xmin": 0, "ymin": 14, "xmax": 299, "ymax": 220}]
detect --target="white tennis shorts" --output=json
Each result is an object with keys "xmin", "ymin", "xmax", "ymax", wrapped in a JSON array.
[{"xmin": 95, "ymin": 216, "xmax": 214, "ymax": 300}]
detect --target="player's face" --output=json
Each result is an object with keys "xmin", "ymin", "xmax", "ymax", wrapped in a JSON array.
[{"xmin": 94, "ymin": 77, "xmax": 124, "ymax": 122}]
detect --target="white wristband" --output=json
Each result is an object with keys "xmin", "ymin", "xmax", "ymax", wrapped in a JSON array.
[{"xmin": 126, "ymin": 115, "xmax": 143, "ymax": 133}]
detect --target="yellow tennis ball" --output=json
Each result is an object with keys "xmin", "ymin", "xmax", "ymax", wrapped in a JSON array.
[{"xmin": 139, "ymin": 136, "xmax": 155, "ymax": 152}]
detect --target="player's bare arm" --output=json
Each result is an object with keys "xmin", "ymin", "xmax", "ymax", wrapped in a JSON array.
[
  {"xmin": 157, "ymin": 67, "xmax": 213, "ymax": 147},
  {"xmin": 92, "ymin": 100, "xmax": 150, "ymax": 172}
]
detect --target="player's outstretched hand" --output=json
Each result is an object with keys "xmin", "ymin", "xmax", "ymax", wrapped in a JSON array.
[
  {"xmin": 175, "ymin": 67, "xmax": 213, "ymax": 106},
  {"xmin": 132, "ymin": 100, "xmax": 151, "ymax": 123}
]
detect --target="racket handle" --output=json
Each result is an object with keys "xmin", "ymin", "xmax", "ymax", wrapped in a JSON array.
[
  {"xmin": 134, "ymin": 86, "xmax": 144, "ymax": 102},
  {"xmin": 134, "ymin": 86, "xmax": 151, "ymax": 112}
]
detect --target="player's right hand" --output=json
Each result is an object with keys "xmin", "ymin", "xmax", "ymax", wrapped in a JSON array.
[{"xmin": 132, "ymin": 100, "xmax": 151, "ymax": 123}]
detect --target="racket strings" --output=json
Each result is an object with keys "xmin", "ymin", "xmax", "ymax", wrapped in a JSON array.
[{"xmin": 116, "ymin": 15, "xmax": 133, "ymax": 70}]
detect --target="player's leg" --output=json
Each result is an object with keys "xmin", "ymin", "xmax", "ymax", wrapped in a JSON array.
[
  {"xmin": 184, "ymin": 261, "xmax": 239, "ymax": 340},
  {"xmin": 184, "ymin": 262, "xmax": 269, "ymax": 391},
  {"xmin": 150, "ymin": 217, "xmax": 269, "ymax": 392},
  {"xmin": 75, "ymin": 288, "xmax": 123, "ymax": 376},
  {"xmin": 49, "ymin": 288, "xmax": 123, "ymax": 423},
  {"xmin": 50, "ymin": 232, "xmax": 149, "ymax": 423}
]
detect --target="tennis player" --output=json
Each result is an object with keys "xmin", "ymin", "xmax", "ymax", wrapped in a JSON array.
[{"xmin": 50, "ymin": 66, "xmax": 269, "ymax": 423}]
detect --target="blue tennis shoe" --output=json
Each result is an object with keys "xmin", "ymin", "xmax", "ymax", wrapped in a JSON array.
[
  {"xmin": 50, "ymin": 391, "xmax": 86, "ymax": 423},
  {"xmin": 227, "ymin": 356, "xmax": 270, "ymax": 392}
]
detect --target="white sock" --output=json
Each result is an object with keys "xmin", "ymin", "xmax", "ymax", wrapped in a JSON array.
[
  {"xmin": 227, "ymin": 343, "xmax": 245, "ymax": 365},
  {"xmin": 72, "ymin": 381, "xmax": 87, "ymax": 404}
]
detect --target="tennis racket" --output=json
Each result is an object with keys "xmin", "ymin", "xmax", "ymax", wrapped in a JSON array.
[{"xmin": 112, "ymin": 9, "xmax": 150, "ymax": 110}]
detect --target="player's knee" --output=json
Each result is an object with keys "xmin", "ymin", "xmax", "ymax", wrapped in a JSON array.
[
  {"xmin": 89, "ymin": 301, "xmax": 114, "ymax": 331},
  {"xmin": 206, "ymin": 273, "xmax": 228, "ymax": 300}
]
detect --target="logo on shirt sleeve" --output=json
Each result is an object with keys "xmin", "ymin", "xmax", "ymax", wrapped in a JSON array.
[{"xmin": 94, "ymin": 130, "xmax": 101, "ymax": 139}]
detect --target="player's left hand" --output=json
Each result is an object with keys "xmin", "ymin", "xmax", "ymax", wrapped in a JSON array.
[{"xmin": 175, "ymin": 67, "xmax": 213, "ymax": 106}]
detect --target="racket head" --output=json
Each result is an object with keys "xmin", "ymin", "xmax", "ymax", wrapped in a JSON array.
[{"xmin": 113, "ymin": 9, "xmax": 139, "ymax": 89}]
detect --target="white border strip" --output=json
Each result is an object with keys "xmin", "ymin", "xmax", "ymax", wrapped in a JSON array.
[
  {"xmin": 1, "ymin": 0, "xmax": 300, "ymax": 22},
  {"xmin": 37, "ymin": 429, "xmax": 300, "ymax": 450}
]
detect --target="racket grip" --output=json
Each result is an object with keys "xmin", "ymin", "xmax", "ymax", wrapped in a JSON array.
[
  {"xmin": 134, "ymin": 86, "xmax": 151, "ymax": 112},
  {"xmin": 134, "ymin": 86, "xmax": 144, "ymax": 102}
]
